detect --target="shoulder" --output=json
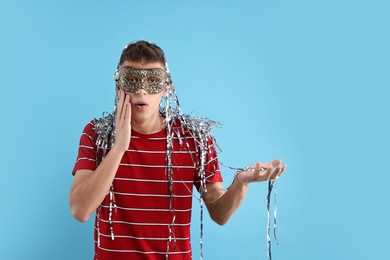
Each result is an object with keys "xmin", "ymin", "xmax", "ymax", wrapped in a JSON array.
[
  {"xmin": 80, "ymin": 111, "xmax": 114, "ymax": 139},
  {"xmin": 77, "ymin": 120, "xmax": 97, "ymax": 146},
  {"xmin": 80, "ymin": 120, "xmax": 96, "ymax": 138},
  {"xmin": 85, "ymin": 112, "xmax": 115, "ymax": 138},
  {"xmin": 171, "ymin": 115, "xmax": 222, "ymax": 150},
  {"xmin": 93, "ymin": 112, "xmax": 115, "ymax": 132},
  {"xmin": 179, "ymin": 115, "xmax": 222, "ymax": 140},
  {"xmin": 82, "ymin": 120, "xmax": 95, "ymax": 131}
]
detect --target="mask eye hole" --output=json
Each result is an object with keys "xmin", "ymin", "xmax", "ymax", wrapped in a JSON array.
[
  {"xmin": 147, "ymin": 77, "xmax": 160, "ymax": 84},
  {"xmin": 126, "ymin": 76, "xmax": 138, "ymax": 84}
]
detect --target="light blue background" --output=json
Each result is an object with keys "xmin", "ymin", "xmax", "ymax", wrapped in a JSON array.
[{"xmin": 1, "ymin": 0, "xmax": 389, "ymax": 259}]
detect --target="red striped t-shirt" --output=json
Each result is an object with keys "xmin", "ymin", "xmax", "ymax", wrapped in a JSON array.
[{"xmin": 72, "ymin": 120, "xmax": 223, "ymax": 260}]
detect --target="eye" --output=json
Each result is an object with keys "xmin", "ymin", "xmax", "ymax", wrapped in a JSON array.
[
  {"xmin": 147, "ymin": 77, "xmax": 160, "ymax": 84},
  {"xmin": 126, "ymin": 76, "xmax": 137, "ymax": 83}
]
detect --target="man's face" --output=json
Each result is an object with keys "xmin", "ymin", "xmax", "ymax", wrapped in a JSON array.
[{"xmin": 118, "ymin": 61, "xmax": 169, "ymax": 117}]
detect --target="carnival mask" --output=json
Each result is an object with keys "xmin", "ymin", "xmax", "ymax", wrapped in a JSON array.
[{"xmin": 114, "ymin": 66, "xmax": 170, "ymax": 94}]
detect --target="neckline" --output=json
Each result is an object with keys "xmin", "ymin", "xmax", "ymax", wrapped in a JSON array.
[{"xmin": 131, "ymin": 128, "xmax": 166, "ymax": 138}]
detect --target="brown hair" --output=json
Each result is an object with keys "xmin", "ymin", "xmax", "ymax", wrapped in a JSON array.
[{"xmin": 118, "ymin": 40, "xmax": 167, "ymax": 68}]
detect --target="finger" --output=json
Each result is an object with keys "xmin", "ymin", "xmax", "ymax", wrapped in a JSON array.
[
  {"xmin": 272, "ymin": 159, "xmax": 282, "ymax": 168},
  {"xmin": 117, "ymin": 90, "xmax": 125, "ymax": 121},
  {"xmin": 255, "ymin": 162, "xmax": 260, "ymax": 172},
  {"xmin": 123, "ymin": 93, "xmax": 131, "ymax": 120},
  {"xmin": 271, "ymin": 166, "xmax": 283, "ymax": 179},
  {"xmin": 279, "ymin": 164, "xmax": 287, "ymax": 175},
  {"xmin": 123, "ymin": 96, "xmax": 128, "ymax": 122},
  {"xmin": 272, "ymin": 165, "xmax": 285, "ymax": 179},
  {"xmin": 279, "ymin": 164, "xmax": 287, "ymax": 176},
  {"xmin": 124, "ymin": 95, "xmax": 132, "ymax": 126},
  {"xmin": 269, "ymin": 170, "xmax": 278, "ymax": 180},
  {"xmin": 254, "ymin": 162, "xmax": 268, "ymax": 175},
  {"xmin": 264, "ymin": 168, "xmax": 274, "ymax": 180},
  {"xmin": 253, "ymin": 162, "xmax": 274, "ymax": 170}
]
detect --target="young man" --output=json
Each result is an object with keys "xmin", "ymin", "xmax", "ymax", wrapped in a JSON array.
[{"xmin": 69, "ymin": 40, "xmax": 286, "ymax": 260}]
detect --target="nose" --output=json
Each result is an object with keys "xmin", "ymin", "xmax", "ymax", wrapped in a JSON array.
[{"xmin": 135, "ymin": 88, "xmax": 147, "ymax": 96}]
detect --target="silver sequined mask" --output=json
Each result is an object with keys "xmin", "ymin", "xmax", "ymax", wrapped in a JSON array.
[{"xmin": 114, "ymin": 66, "xmax": 170, "ymax": 94}]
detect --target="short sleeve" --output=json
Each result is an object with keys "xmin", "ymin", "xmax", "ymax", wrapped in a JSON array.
[
  {"xmin": 72, "ymin": 121, "xmax": 98, "ymax": 175},
  {"xmin": 194, "ymin": 137, "xmax": 223, "ymax": 191}
]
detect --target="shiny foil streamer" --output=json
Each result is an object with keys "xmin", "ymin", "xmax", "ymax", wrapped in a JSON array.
[
  {"xmin": 225, "ymin": 164, "xmax": 279, "ymax": 259},
  {"xmin": 109, "ymin": 186, "xmax": 117, "ymax": 240},
  {"xmin": 93, "ymin": 97, "xmax": 118, "ymax": 245},
  {"xmin": 266, "ymin": 180, "xmax": 279, "ymax": 260},
  {"xmin": 160, "ymin": 86, "xmax": 222, "ymax": 259},
  {"xmin": 96, "ymin": 206, "xmax": 101, "ymax": 247}
]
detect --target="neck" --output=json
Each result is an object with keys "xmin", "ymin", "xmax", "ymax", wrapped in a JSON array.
[{"xmin": 131, "ymin": 114, "xmax": 164, "ymax": 134}]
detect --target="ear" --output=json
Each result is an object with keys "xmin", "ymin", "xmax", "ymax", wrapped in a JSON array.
[{"xmin": 162, "ymin": 84, "xmax": 171, "ymax": 96}]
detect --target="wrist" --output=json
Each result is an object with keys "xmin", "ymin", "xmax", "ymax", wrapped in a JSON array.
[
  {"xmin": 110, "ymin": 144, "xmax": 127, "ymax": 154},
  {"xmin": 234, "ymin": 172, "xmax": 249, "ymax": 187}
]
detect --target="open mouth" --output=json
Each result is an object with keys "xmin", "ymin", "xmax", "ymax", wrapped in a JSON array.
[{"xmin": 135, "ymin": 103, "xmax": 147, "ymax": 108}]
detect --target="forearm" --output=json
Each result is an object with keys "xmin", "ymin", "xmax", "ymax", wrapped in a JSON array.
[
  {"xmin": 206, "ymin": 177, "xmax": 249, "ymax": 225},
  {"xmin": 69, "ymin": 148, "xmax": 124, "ymax": 222},
  {"xmin": 205, "ymin": 160, "xmax": 286, "ymax": 225}
]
